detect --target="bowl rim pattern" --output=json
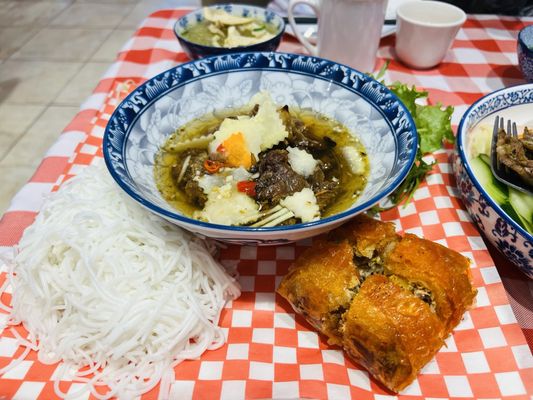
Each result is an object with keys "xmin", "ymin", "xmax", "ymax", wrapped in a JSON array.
[
  {"xmin": 103, "ymin": 51, "xmax": 418, "ymax": 232},
  {"xmin": 456, "ymin": 82, "xmax": 533, "ymax": 243},
  {"xmin": 173, "ymin": 3, "xmax": 286, "ymax": 51}
]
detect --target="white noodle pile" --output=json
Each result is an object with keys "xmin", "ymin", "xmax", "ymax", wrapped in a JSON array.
[{"xmin": 1, "ymin": 162, "xmax": 240, "ymax": 399}]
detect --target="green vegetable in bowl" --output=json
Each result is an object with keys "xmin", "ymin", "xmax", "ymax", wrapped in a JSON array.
[
  {"xmin": 469, "ymin": 120, "xmax": 533, "ymax": 234},
  {"xmin": 469, "ymin": 155, "xmax": 507, "ymax": 205},
  {"xmin": 509, "ymin": 187, "xmax": 533, "ymax": 233},
  {"xmin": 469, "ymin": 141, "xmax": 533, "ymax": 235}
]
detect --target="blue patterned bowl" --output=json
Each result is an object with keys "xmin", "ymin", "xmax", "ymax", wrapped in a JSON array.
[
  {"xmin": 174, "ymin": 5, "xmax": 284, "ymax": 60},
  {"xmin": 518, "ymin": 25, "xmax": 533, "ymax": 83},
  {"xmin": 455, "ymin": 83, "xmax": 533, "ymax": 279},
  {"xmin": 103, "ymin": 52, "xmax": 417, "ymax": 245}
]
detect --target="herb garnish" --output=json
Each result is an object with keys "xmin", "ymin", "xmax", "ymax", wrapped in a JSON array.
[{"xmin": 369, "ymin": 63, "xmax": 455, "ymax": 213}]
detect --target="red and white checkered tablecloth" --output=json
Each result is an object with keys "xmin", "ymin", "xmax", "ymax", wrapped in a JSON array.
[{"xmin": 1, "ymin": 8, "xmax": 533, "ymax": 400}]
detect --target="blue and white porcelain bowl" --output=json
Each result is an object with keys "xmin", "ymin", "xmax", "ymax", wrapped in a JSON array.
[
  {"xmin": 518, "ymin": 25, "xmax": 533, "ymax": 83},
  {"xmin": 455, "ymin": 83, "xmax": 533, "ymax": 279},
  {"xmin": 103, "ymin": 52, "xmax": 417, "ymax": 245},
  {"xmin": 174, "ymin": 4, "xmax": 284, "ymax": 60}
]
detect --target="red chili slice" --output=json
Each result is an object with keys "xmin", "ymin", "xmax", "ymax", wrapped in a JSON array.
[
  {"xmin": 237, "ymin": 180, "xmax": 256, "ymax": 197},
  {"xmin": 204, "ymin": 159, "xmax": 223, "ymax": 174}
]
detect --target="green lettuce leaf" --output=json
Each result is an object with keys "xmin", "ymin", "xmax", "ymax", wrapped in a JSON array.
[
  {"xmin": 388, "ymin": 82, "xmax": 427, "ymax": 117},
  {"xmin": 367, "ymin": 65, "xmax": 455, "ymax": 208},
  {"xmin": 415, "ymin": 103, "xmax": 455, "ymax": 153}
]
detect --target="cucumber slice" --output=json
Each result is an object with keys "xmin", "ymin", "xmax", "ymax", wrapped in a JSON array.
[
  {"xmin": 469, "ymin": 156, "xmax": 508, "ymax": 205},
  {"xmin": 509, "ymin": 187, "xmax": 533, "ymax": 234},
  {"xmin": 501, "ymin": 202, "xmax": 522, "ymax": 226},
  {"xmin": 478, "ymin": 153, "xmax": 491, "ymax": 166}
]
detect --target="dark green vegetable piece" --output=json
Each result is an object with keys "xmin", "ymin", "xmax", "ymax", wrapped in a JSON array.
[
  {"xmin": 508, "ymin": 187, "xmax": 533, "ymax": 234},
  {"xmin": 388, "ymin": 151, "xmax": 435, "ymax": 205},
  {"xmin": 470, "ymin": 155, "xmax": 508, "ymax": 206},
  {"xmin": 368, "ymin": 62, "xmax": 455, "ymax": 211}
]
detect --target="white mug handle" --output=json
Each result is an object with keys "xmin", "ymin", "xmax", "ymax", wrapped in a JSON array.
[{"xmin": 288, "ymin": 0, "xmax": 320, "ymax": 56}]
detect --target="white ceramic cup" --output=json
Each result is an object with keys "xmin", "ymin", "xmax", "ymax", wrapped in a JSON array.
[
  {"xmin": 395, "ymin": 0, "xmax": 466, "ymax": 69},
  {"xmin": 288, "ymin": 0, "xmax": 388, "ymax": 72}
]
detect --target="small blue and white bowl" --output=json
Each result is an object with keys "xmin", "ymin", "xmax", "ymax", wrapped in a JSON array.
[
  {"xmin": 174, "ymin": 4, "xmax": 285, "ymax": 60},
  {"xmin": 103, "ymin": 52, "xmax": 417, "ymax": 245},
  {"xmin": 518, "ymin": 25, "xmax": 533, "ymax": 82},
  {"xmin": 455, "ymin": 83, "xmax": 533, "ymax": 279}
]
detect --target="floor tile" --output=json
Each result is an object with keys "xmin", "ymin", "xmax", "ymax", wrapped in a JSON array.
[
  {"xmin": 0, "ymin": 131, "xmax": 19, "ymax": 160},
  {"xmin": 0, "ymin": 165, "xmax": 37, "ymax": 215},
  {"xmin": 11, "ymin": 28, "xmax": 112, "ymax": 61},
  {"xmin": 90, "ymin": 28, "xmax": 136, "ymax": 62},
  {"xmin": 0, "ymin": 27, "xmax": 39, "ymax": 60},
  {"xmin": 0, "ymin": 102, "xmax": 46, "ymax": 160},
  {"xmin": 51, "ymin": 2, "xmax": 133, "ymax": 28},
  {"xmin": 0, "ymin": 60, "xmax": 82, "ymax": 104},
  {"xmin": 120, "ymin": 0, "xmax": 191, "ymax": 28},
  {"xmin": 0, "ymin": 103, "xmax": 45, "ymax": 137},
  {"xmin": 55, "ymin": 62, "xmax": 109, "ymax": 105},
  {"xmin": 0, "ymin": 1, "xmax": 72, "ymax": 27},
  {"xmin": 2, "ymin": 105, "xmax": 79, "ymax": 168}
]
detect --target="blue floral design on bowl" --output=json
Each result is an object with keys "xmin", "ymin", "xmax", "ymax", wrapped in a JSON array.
[
  {"xmin": 174, "ymin": 4, "xmax": 285, "ymax": 60},
  {"xmin": 103, "ymin": 52, "xmax": 417, "ymax": 245},
  {"xmin": 518, "ymin": 25, "xmax": 533, "ymax": 83},
  {"xmin": 454, "ymin": 83, "xmax": 533, "ymax": 279}
]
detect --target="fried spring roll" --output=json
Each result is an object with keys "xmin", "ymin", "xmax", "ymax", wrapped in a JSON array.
[
  {"xmin": 332, "ymin": 213, "xmax": 399, "ymax": 258},
  {"xmin": 277, "ymin": 214, "xmax": 477, "ymax": 392},
  {"xmin": 384, "ymin": 233, "xmax": 477, "ymax": 330},
  {"xmin": 277, "ymin": 240, "xmax": 359, "ymax": 345},
  {"xmin": 342, "ymin": 274, "xmax": 445, "ymax": 392}
]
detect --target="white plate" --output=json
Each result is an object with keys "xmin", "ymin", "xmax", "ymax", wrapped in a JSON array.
[
  {"xmin": 285, "ymin": 23, "xmax": 396, "ymax": 45},
  {"xmin": 279, "ymin": 0, "xmax": 407, "ymax": 42},
  {"xmin": 270, "ymin": 0, "xmax": 408, "ymax": 20}
]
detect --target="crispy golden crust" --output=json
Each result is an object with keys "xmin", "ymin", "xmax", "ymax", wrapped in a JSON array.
[
  {"xmin": 277, "ymin": 215, "xmax": 477, "ymax": 393},
  {"xmin": 333, "ymin": 214, "xmax": 399, "ymax": 258},
  {"xmin": 342, "ymin": 275, "xmax": 445, "ymax": 392},
  {"xmin": 383, "ymin": 233, "xmax": 477, "ymax": 330},
  {"xmin": 277, "ymin": 240, "xmax": 359, "ymax": 345}
]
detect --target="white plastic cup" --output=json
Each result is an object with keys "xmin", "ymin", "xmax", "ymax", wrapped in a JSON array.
[
  {"xmin": 395, "ymin": 0, "xmax": 466, "ymax": 69},
  {"xmin": 288, "ymin": 0, "xmax": 388, "ymax": 72}
]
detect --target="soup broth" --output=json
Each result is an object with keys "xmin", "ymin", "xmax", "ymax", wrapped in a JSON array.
[
  {"xmin": 181, "ymin": 8, "xmax": 278, "ymax": 48},
  {"xmin": 154, "ymin": 93, "xmax": 369, "ymax": 226},
  {"xmin": 182, "ymin": 19, "xmax": 278, "ymax": 47}
]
